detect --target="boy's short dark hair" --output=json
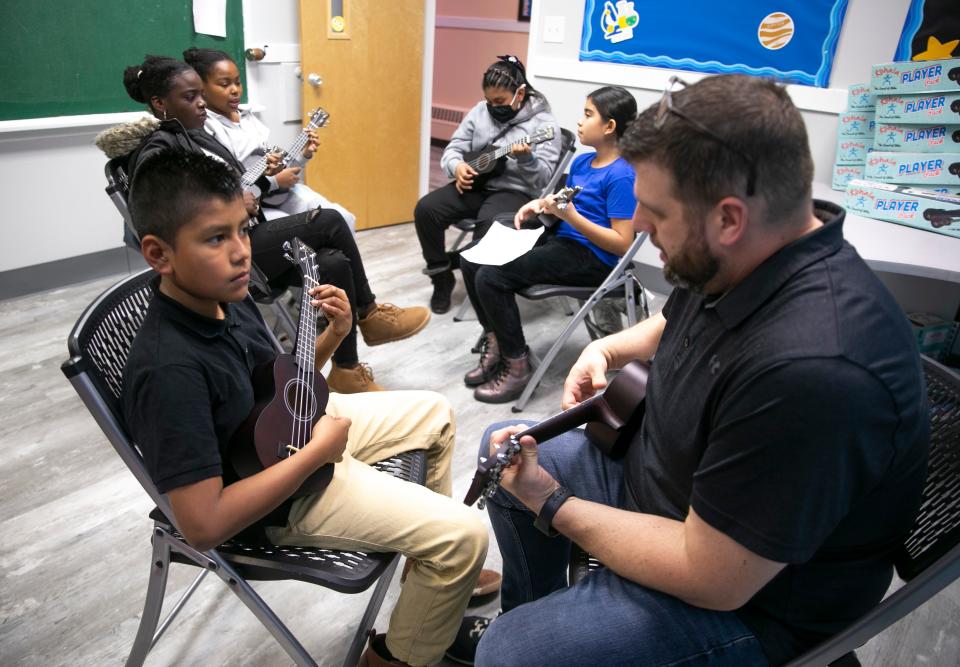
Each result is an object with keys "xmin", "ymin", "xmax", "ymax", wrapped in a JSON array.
[
  {"xmin": 130, "ymin": 150, "xmax": 242, "ymax": 244},
  {"xmin": 620, "ymin": 74, "xmax": 813, "ymax": 223}
]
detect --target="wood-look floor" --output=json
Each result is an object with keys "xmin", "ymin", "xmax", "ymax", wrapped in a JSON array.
[{"xmin": 1, "ymin": 151, "xmax": 958, "ymax": 666}]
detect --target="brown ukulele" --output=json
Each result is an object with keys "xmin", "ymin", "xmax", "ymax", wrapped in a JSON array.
[
  {"xmin": 229, "ymin": 238, "xmax": 333, "ymax": 498},
  {"xmin": 463, "ymin": 360, "xmax": 649, "ymax": 508}
]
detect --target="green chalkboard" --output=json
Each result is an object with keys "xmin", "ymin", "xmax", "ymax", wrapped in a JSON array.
[{"xmin": 0, "ymin": 0, "xmax": 246, "ymax": 121}]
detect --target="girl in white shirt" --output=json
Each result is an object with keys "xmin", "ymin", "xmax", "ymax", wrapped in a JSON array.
[{"xmin": 183, "ymin": 47, "xmax": 356, "ymax": 234}]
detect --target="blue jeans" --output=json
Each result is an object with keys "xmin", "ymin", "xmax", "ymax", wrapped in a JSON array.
[{"xmin": 475, "ymin": 421, "xmax": 768, "ymax": 667}]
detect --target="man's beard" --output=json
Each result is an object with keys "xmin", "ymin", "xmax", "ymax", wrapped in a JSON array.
[{"xmin": 661, "ymin": 220, "xmax": 719, "ymax": 293}]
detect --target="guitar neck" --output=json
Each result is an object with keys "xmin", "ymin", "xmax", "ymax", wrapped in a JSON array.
[
  {"xmin": 520, "ymin": 395, "xmax": 605, "ymax": 445},
  {"xmin": 241, "ymin": 153, "xmax": 271, "ymax": 188},
  {"xmin": 293, "ymin": 276, "xmax": 319, "ymax": 369}
]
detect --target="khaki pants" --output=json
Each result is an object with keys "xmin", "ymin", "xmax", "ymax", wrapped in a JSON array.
[{"xmin": 267, "ymin": 390, "xmax": 487, "ymax": 666}]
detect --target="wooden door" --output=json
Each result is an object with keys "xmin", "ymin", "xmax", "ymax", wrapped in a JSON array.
[{"xmin": 299, "ymin": 0, "xmax": 424, "ymax": 230}]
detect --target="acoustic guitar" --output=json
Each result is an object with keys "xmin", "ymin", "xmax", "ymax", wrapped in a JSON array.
[
  {"xmin": 229, "ymin": 238, "xmax": 333, "ymax": 498},
  {"xmin": 240, "ymin": 107, "xmax": 330, "ymax": 191},
  {"xmin": 462, "ymin": 126, "xmax": 555, "ymax": 190},
  {"xmin": 463, "ymin": 360, "xmax": 649, "ymax": 508}
]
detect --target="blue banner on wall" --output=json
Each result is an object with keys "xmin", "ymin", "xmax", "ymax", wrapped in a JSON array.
[{"xmin": 579, "ymin": 0, "xmax": 849, "ymax": 87}]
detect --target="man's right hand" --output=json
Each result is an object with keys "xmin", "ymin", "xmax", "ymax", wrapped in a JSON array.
[
  {"xmin": 562, "ymin": 344, "xmax": 610, "ymax": 409},
  {"xmin": 455, "ymin": 162, "xmax": 478, "ymax": 194},
  {"xmin": 307, "ymin": 415, "xmax": 351, "ymax": 465}
]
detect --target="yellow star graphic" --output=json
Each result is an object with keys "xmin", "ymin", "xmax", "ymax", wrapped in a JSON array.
[{"xmin": 912, "ymin": 35, "xmax": 959, "ymax": 61}]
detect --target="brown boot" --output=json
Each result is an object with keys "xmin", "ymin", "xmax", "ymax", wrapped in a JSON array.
[
  {"xmin": 464, "ymin": 332, "xmax": 501, "ymax": 387},
  {"xmin": 358, "ymin": 303, "xmax": 430, "ymax": 346},
  {"xmin": 327, "ymin": 363, "xmax": 384, "ymax": 393},
  {"xmin": 358, "ymin": 631, "xmax": 411, "ymax": 666},
  {"xmin": 474, "ymin": 350, "xmax": 533, "ymax": 404}
]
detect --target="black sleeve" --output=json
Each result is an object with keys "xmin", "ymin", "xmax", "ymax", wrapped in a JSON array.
[
  {"xmin": 127, "ymin": 363, "xmax": 223, "ymax": 494},
  {"xmin": 691, "ymin": 358, "xmax": 899, "ymax": 563}
]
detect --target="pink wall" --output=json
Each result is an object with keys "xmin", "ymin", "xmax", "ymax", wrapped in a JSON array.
[{"xmin": 431, "ymin": 1, "xmax": 530, "ymax": 140}]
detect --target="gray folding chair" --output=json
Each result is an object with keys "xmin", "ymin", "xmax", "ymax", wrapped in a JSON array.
[
  {"xmin": 61, "ymin": 268, "xmax": 429, "ymax": 667},
  {"xmin": 451, "ymin": 127, "xmax": 580, "ymax": 322},
  {"xmin": 570, "ymin": 355, "xmax": 960, "ymax": 667},
  {"xmin": 103, "ymin": 157, "xmax": 298, "ymax": 343},
  {"xmin": 511, "ymin": 232, "xmax": 650, "ymax": 412}
]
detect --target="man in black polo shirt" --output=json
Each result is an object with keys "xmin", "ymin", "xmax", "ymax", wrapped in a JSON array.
[{"xmin": 471, "ymin": 75, "xmax": 929, "ymax": 666}]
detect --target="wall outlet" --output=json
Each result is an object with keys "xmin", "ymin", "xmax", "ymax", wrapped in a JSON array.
[{"xmin": 543, "ymin": 15, "xmax": 565, "ymax": 44}]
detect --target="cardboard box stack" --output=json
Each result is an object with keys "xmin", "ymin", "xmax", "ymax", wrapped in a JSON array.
[
  {"xmin": 831, "ymin": 84, "xmax": 875, "ymax": 190},
  {"xmin": 843, "ymin": 58, "xmax": 960, "ymax": 238}
]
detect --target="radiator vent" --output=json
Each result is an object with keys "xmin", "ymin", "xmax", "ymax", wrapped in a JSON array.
[{"xmin": 431, "ymin": 104, "xmax": 467, "ymax": 124}]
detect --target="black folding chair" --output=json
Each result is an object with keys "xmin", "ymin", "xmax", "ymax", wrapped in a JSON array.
[
  {"xmin": 569, "ymin": 355, "xmax": 960, "ymax": 667},
  {"xmin": 103, "ymin": 157, "xmax": 298, "ymax": 343},
  {"xmin": 451, "ymin": 127, "xmax": 580, "ymax": 322},
  {"xmin": 60, "ymin": 268, "xmax": 429, "ymax": 667}
]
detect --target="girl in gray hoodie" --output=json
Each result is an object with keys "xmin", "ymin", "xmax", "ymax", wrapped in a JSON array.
[{"xmin": 413, "ymin": 55, "xmax": 562, "ymax": 314}]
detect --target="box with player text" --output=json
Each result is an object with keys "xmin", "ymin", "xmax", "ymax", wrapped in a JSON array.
[
  {"xmin": 847, "ymin": 83, "xmax": 875, "ymax": 111},
  {"xmin": 871, "ymin": 59, "xmax": 960, "ymax": 95},
  {"xmin": 863, "ymin": 152, "xmax": 960, "ymax": 184},
  {"xmin": 876, "ymin": 92, "xmax": 960, "ymax": 123},
  {"xmin": 874, "ymin": 123, "xmax": 960, "ymax": 152},
  {"xmin": 844, "ymin": 179, "xmax": 960, "ymax": 238}
]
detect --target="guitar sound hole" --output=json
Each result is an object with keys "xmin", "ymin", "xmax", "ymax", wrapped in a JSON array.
[
  {"xmin": 283, "ymin": 379, "xmax": 318, "ymax": 421},
  {"xmin": 476, "ymin": 155, "xmax": 490, "ymax": 171}
]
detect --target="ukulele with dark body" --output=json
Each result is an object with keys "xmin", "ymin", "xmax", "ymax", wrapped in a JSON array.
[
  {"xmin": 461, "ymin": 126, "xmax": 555, "ymax": 190},
  {"xmin": 230, "ymin": 238, "xmax": 332, "ymax": 498},
  {"xmin": 464, "ymin": 360, "xmax": 649, "ymax": 507}
]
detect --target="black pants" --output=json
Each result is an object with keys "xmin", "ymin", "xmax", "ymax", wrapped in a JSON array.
[
  {"xmin": 250, "ymin": 208, "xmax": 375, "ymax": 366},
  {"xmin": 413, "ymin": 183, "xmax": 531, "ymax": 271},
  {"xmin": 460, "ymin": 234, "xmax": 612, "ymax": 358}
]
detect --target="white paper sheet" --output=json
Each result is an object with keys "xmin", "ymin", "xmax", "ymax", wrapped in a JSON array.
[
  {"xmin": 459, "ymin": 222, "xmax": 545, "ymax": 266},
  {"xmin": 193, "ymin": 0, "xmax": 227, "ymax": 37}
]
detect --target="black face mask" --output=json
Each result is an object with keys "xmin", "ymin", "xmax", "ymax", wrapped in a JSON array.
[{"xmin": 487, "ymin": 102, "xmax": 520, "ymax": 123}]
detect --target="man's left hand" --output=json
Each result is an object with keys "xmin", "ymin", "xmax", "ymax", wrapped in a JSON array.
[
  {"xmin": 309, "ymin": 284, "xmax": 352, "ymax": 336},
  {"xmin": 488, "ymin": 425, "xmax": 560, "ymax": 514},
  {"xmin": 302, "ymin": 128, "xmax": 320, "ymax": 159}
]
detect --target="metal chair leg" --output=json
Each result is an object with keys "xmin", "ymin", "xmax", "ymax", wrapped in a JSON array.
[
  {"xmin": 209, "ymin": 553, "xmax": 319, "ymax": 667},
  {"xmin": 341, "ymin": 555, "xmax": 402, "ymax": 667},
  {"xmin": 452, "ymin": 296, "xmax": 473, "ymax": 322},
  {"xmin": 271, "ymin": 301, "xmax": 298, "ymax": 342},
  {"xmin": 125, "ymin": 533, "xmax": 173, "ymax": 667}
]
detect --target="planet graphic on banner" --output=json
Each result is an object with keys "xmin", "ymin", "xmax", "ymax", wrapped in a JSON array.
[{"xmin": 758, "ymin": 12, "xmax": 795, "ymax": 50}]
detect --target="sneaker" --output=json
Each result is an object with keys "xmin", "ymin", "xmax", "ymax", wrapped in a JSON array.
[
  {"xmin": 445, "ymin": 613, "xmax": 499, "ymax": 665},
  {"xmin": 358, "ymin": 303, "xmax": 431, "ymax": 346},
  {"xmin": 327, "ymin": 363, "xmax": 384, "ymax": 393}
]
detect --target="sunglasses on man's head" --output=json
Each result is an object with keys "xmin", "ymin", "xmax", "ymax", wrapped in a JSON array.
[{"xmin": 655, "ymin": 76, "xmax": 757, "ymax": 197}]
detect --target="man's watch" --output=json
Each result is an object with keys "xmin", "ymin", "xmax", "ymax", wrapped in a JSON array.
[{"xmin": 534, "ymin": 486, "xmax": 574, "ymax": 537}]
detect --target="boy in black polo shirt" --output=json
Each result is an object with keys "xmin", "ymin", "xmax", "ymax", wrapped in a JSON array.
[{"xmin": 122, "ymin": 150, "xmax": 488, "ymax": 667}]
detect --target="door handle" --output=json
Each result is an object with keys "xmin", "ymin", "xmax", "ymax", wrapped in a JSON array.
[{"xmin": 307, "ymin": 73, "xmax": 323, "ymax": 87}]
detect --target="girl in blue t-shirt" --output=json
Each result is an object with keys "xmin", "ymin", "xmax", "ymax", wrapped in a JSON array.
[{"xmin": 460, "ymin": 86, "xmax": 638, "ymax": 403}]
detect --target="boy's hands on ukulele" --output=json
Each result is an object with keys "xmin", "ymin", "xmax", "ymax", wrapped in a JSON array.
[
  {"xmin": 242, "ymin": 191, "xmax": 260, "ymax": 216},
  {"xmin": 487, "ymin": 425, "xmax": 560, "ymax": 514},
  {"xmin": 276, "ymin": 166, "xmax": 302, "ymax": 189},
  {"xmin": 308, "ymin": 415, "xmax": 351, "ymax": 464},
  {"xmin": 513, "ymin": 198, "xmax": 547, "ymax": 229},
  {"xmin": 562, "ymin": 344, "xmax": 610, "ymax": 410},
  {"xmin": 309, "ymin": 285, "xmax": 352, "ymax": 336},
  {"xmin": 264, "ymin": 152, "xmax": 284, "ymax": 176},
  {"xmin": 302, "ymin": 128, "xmax": 320, "ymax": 159},
  {"xmin": 455, "ymin": 162, "xmax": 478, "ymax": 194}
]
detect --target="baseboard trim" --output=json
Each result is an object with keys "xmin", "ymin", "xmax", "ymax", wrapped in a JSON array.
[{"xmin": 0, "ymin": 247, "xmax": 147, "ymax": 300}]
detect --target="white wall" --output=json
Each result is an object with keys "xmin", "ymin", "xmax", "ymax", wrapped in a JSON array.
[
  {"xmin": 0, "ymin": 0, "xmax": 304, "ymax": 274},
  {"xmin": 526, "ymin": 0, "xmax": 912, "ymax": 186}
]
